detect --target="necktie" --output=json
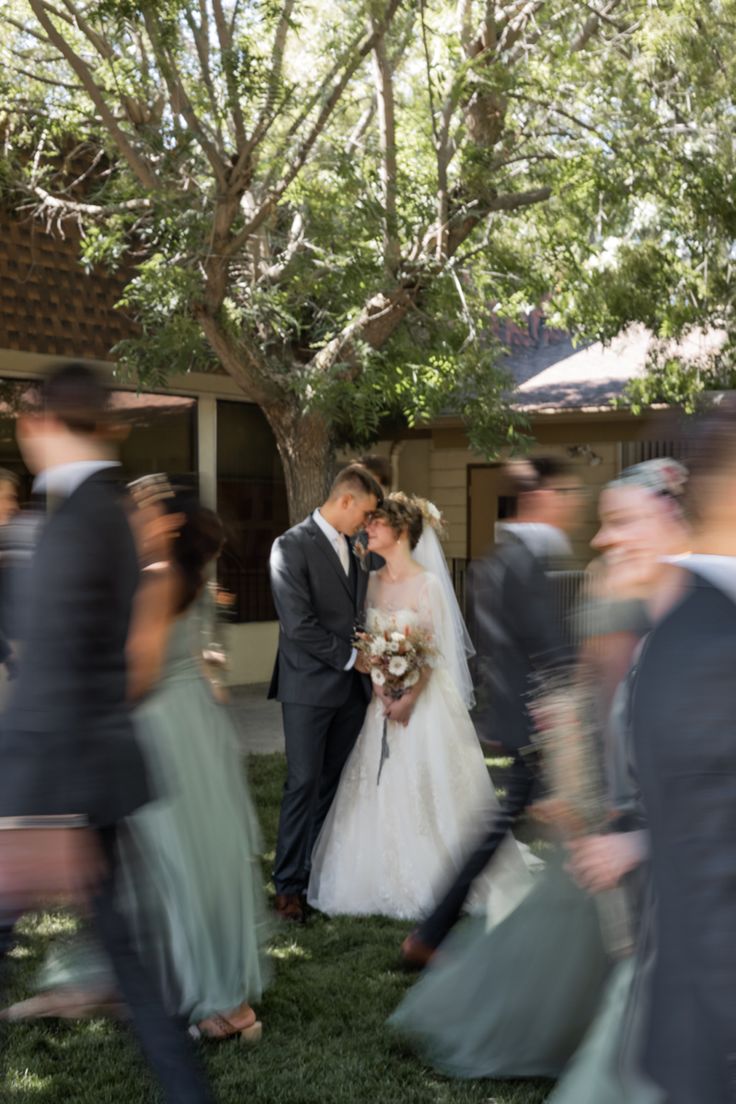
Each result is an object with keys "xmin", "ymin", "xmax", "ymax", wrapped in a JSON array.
[{"xmin": 336, "ymin": 534, "xmax": 350, "ymax": 575}]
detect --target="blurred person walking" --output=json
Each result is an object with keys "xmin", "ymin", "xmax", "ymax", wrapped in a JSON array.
[
  {"xmin": 547, "ymin": 458, "xmax": 690, "ymax": 1104},
  {"xmin": 4, "ymin": 489, "xmax": 270, "ymax": 1042},
  {"xmin": 400, "ymin": 456, "xmax": 583, "ymax": 967},
  {"xmin": 391, "ymin": 459, "xmax": 688, "ymax": 1086},
  {"xmin": 0, "ymin": 363, "xmax": 214, "ymax": 1104},
  {"xmin": 626, "ymin": 409, "xmax": 736, "ymax": 1104}
]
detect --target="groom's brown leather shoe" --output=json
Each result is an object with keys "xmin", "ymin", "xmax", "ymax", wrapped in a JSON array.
[
  {"xmin": 400, "ymin": 931, "xmax": 436, "ymax": 970},
  {"xmin": 274, "ymin": 894, "xmax": 307, "ymax": 924}
]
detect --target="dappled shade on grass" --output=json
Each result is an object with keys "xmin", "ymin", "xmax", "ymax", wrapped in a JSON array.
[{"xmin": 0, "ymin": 753, "xmax": 550, "ymax": 1104}]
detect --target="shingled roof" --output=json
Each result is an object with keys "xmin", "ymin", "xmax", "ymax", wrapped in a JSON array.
[
  {"xmin": 0, "ymin": 211, "xmax": 138, "ymax": 360},
  {"xmin": 499, "ymin": 315, "xmax": 726, "ymax": 412}
]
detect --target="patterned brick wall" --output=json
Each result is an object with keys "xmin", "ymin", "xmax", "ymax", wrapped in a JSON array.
[{"xmin": 0, "ymin": 211, "xmax": 137, "ymax": 359}]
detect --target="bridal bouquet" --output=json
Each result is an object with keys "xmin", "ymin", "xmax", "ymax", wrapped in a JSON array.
[{"xmin": 355, "ymin": 622, "xmax": 438, "ymax": 784}]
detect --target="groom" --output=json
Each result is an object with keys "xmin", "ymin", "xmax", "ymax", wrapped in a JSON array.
[{"xmin": 269, "ymin": 464, "xmax": 383, "ymax": 922}]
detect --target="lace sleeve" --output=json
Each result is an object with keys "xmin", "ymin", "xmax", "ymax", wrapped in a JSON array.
[{"xmin": 416, "ymin": 571, "xmax": 442, "ymax": 638}]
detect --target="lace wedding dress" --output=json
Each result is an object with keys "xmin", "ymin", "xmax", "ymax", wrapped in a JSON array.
[{"xmin": 307, "ymin": 568, "xmax": 538, "ymax": 922}]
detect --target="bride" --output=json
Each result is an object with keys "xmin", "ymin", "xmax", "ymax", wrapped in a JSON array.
[{"xmin": 307, "ymin": 493, "xmax": 537, "ymax": 922}]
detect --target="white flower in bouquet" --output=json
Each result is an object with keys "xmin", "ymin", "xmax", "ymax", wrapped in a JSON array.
[
  {"xmin": 403, "ymin": 668, "xmax": 420, "ymax": 688},
  {"xmin": 388, "ymin": 640, "xmax": 400, "ymax": 654},
  {"xmin": 371, "ymin": 668, "xmax": 386, "ymax": 686},
  {"xmin": 388, "ymin": 656, "xmax": 408, "ymax": 677},
  {"xmin": 370, "ymin": 637, "xmax": 388, "ymax": 657},
  {"xmin": 390, "ymin": 631, "xmax": 406, "ymax": 643}
]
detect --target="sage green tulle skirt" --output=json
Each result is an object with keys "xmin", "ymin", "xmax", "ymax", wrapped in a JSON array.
[
  {"xmin": 40, "ymin": 672, "xmax": 270, "ymax": 1024},
  {"xmin": 546, "ymin": 956, "xmax": 663, "ymax": 1104},
  {"xmin": 389, "ymin": 857, "xmax": 609, "ymax": 1080}
]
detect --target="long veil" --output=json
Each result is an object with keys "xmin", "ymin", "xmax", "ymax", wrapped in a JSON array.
[{"xmin": 413, "ymin": 524, "xmax": 476, "ymax": 709}]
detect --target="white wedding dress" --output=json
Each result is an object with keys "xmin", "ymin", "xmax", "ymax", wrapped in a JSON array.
[{"xmin": 307, "ymin": 568, "xmax": 538, "ymax": 922}]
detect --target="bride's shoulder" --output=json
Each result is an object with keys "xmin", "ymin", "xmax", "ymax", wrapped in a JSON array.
[{"xmin": 412, "ymin": 565, "xmax": 438, "ymax": 586}]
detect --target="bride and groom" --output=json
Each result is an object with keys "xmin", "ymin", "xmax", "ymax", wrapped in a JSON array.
[{"xmin": 268, "ymin": 465, "xmax": 533, "ymax": 925}]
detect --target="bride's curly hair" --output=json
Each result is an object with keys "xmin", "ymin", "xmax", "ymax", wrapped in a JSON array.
[{"xmin": 372, "ymin": 492, "xmax": 426, "ymax": 550}]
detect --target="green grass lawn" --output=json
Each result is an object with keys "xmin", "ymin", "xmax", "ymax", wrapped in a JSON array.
[{"xmin": 0, "ymin": 754, "xmax": 551, "ymax": 1104}]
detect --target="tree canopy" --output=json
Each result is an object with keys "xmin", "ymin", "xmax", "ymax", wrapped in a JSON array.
[{"xmin": 2, "ymin": 1, "xmax": 735, "ymax": 515}]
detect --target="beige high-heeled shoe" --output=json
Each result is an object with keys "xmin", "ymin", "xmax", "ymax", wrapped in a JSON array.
[{"xmin": 190, "ymin": 1002, "xmax": 263, "ymax": 1044}]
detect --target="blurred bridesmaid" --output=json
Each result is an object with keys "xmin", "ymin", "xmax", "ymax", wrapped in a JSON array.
[{"xmin": 4, "ymin": 485, "xmax": 269, "ymax": 1040}]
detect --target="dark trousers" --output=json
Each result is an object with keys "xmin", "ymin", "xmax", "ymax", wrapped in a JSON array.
[
  {"xmin": 0, "ymin": 910, "xmax": 18, "ymax": 959},
  {"xmin": 91, "ymin": 826, "xmax": 214, "ymax": 1104},
  {"xmin": 274, "ymin": 678, "xmax": 367, "ymax": 896},
  {"xmin": 416, "ymin": 751, "xmax": 536, "ymax": 949}
]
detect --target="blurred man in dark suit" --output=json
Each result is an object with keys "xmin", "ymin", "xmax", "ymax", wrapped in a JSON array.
[
  {"xmin": 401, "ymin": 456, "xmax": 583, "ymax": 966},
  {"xmin": 0, "ymin": 363, "xmax": 213, "ymax": 1104}
]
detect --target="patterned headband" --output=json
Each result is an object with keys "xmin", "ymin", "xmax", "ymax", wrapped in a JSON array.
[{"xmin": 608, "ymin": 457, "xmax": 688, "ymax": 500}]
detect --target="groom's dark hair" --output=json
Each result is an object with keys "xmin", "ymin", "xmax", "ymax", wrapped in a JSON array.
[{"xmin": 329, "ymin": 464, "xmax": 384, "ymax": 505}]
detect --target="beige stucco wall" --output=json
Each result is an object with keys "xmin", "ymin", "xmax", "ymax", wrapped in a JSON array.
[
  {"xmin": 224, "ymin": 621, "xmax": 279, "ymax": 687},
  {"xmin": 390, "ymin": 430, "xmax": 624, "ymax": 567}
]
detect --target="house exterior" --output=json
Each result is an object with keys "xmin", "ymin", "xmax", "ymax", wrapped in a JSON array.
[
  {"xmin": 380, "ymin": 320, "xmax": 720, "ymax": 571},
  {"xmin": 0, "ymin": 209, "xmax": 706, "ymax": 683}
]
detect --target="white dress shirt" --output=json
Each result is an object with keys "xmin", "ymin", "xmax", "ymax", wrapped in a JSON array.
[
  {"xmin": 33, "ymin": 460, "xmax": 121, "ymax": 499},
  {"xmin": 313, "ymin": 508, "xmax": 357, "ymax": 671}
]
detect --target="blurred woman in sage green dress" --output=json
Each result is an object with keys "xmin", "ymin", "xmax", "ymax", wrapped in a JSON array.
[{"xmin": 2, "ymin": 486, "xmax": 269, "ymax": 1041}]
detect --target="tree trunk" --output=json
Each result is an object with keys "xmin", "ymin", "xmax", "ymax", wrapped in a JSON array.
[{"xmin": 263, "ymin": 400, "xmax": 335, "ymax": 524}]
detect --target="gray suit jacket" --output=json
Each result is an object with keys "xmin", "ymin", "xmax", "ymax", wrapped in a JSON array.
[{"xmin": 268, "ymin": 516, "xmax": 370, "ymax": 707}]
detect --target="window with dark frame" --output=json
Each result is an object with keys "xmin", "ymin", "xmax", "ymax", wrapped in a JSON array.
[
  {"xmin": 216, "ymin": 400, "xmax": 289, "ymax": 623},
  {"xmin": 0, "ymin": 377, "xmax": 198, "ymax": 497}
]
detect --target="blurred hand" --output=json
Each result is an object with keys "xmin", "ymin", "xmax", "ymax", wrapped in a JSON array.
[
  {"xmin": 384, "ymin": 693, "xmax": 414, "ymax": 727},
  {"xmin": 528, "ymin": 798, "xmax": 586, "ymax": 838},
  {"xmin": 129, "ymin": 501, "xmax": 185, "ymax": 565},
  {"xmin": 355, "ymin": 652, "xmax": 372, "ymax": 675},
  {"xmin": 566, "ymin": 832, "xmax": 646, "ymax": 894}
]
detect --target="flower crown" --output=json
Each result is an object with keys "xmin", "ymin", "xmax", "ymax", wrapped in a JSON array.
[{"xmin": 409, "ymin": 496, "xmax": 446, "ymax": 538}]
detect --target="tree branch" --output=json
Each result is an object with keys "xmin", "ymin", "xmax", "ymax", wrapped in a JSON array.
[
  {"xmin": 259, "ymin": 0, "xmax": 296, "ymax": 130},
  {"xmin": 193, "ymin": 309, "xmax": 280, "ymax": 407},
  {"xmin": 32, "ymin": 186, "xmax": 154, "ymax": 217},
  {"xmin": 59, "ymin": 0, "xmax": 114, "ymax": 60},
  {"xmin": 212, "ymin": 0, "xmax": 247, "ymax": 150},
  {"xmin": 343, "ymin": 97, "xmax": 376, "ymax": 155},
  {"xmin": 571, "ymin": 0, "xmax": 625, "ymax": 52},
  {"xmin": 371, "ymin": 17, "xmax": 401, "ymax": 275},
  {"xmin": 27, "ymin": 0, "xmax": 161, "ymax": 190},
  {"xmin": 223, "ymin": 0, "xmax": 403, "ymax": 261},
  {"xmin": 142, "ymin": 10, "xmax": 228, "ymax": 188},
  {"xmin": 258, "ymin": 212, "xmax": 306, "ymax": 283},
  {"xmin": 184, "ymin": 4, "xmax": 226, "ymax": 150},
  {"xmin": 312, "ymin": 183, "xmax": 552, "ymax": 373},
  {"xmin": 6, "ymin": 63, "xmax": 82, "ymax": 92}
]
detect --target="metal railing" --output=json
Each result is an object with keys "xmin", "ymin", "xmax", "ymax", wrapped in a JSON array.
[{"xmin": 451, "ymin": 558, "xmax": 591, "ymax": 646}]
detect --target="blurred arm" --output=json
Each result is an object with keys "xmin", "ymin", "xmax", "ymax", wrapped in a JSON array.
[{"xmin": 126, "ymin": 568, "xmax": 179, "ymax": 701}]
